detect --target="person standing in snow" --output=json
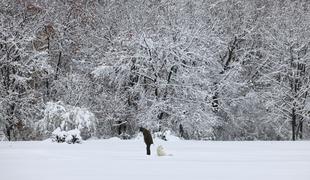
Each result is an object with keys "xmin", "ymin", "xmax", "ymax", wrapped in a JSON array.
[{"xmin": 139, "ymin": 127, "xmax": 153, "ymax": 155}]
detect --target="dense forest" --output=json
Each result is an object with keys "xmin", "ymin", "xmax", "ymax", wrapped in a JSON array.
[{"xmin": 0, "ymin": 0, "xmax": 310, "ymax": 141}]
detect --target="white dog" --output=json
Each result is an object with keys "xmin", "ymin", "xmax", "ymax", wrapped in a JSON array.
[{"xmin": 157, "ymin": 145, "xmax": 172, "ymax": 156}]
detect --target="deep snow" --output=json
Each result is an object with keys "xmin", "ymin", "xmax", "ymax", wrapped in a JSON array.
[{"xmin": 1, "ymin": 138, "xmax": 310, "ymax": 180}]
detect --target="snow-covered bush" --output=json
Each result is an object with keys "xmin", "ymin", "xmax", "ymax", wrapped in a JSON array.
[
  {"xmin": 65, "ymin": 129, "xmax": 82, "ymax": 144},
  {"xmin": 36, "ymin": 101, "xmax": 97, "ymax": 139},
  {"xmin": 154, "ymin": 131, "xmax": 168, "ymax": 141},
  {"xmin": 52, "ymin": 128, "xmax": 67, "ymax": 143},
  {"xmin": 154, "ymin": 130, "xmax": 180, "ymax": 142},
  {"xmin": 119, "ymin": 132, "xmax": 131, "ymax": 140},
  {"xmin": 52, "ymin": 128, "xmax": 82, "ymax": 144}
]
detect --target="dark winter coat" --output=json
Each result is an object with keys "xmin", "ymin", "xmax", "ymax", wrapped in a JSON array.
[{"xmin": 140, "ymin": 127, "xmax": 153, "ymax": 145}]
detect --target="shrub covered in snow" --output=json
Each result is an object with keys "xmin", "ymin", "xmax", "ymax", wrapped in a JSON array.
[
  {"xmin": 52, "ymin": 128, "xmax": 82, "ymax": 144},
  {"xmin": 154, "ymin": 130, "xmax": 180, "ymax": 142},
  {"xmin": 119, "ymin": 132, "xmax": 131, "ymax": 140},
  {"xmin": 36, "ymin": 101, "xmax": 97, "ymax": 140},
  {"xmin": 52, "ymin": 128, "xmax": 67, "ymax": 143},
  {"xmin": 65, "ymin": 129, "xmax": 82, "ymax": 144}
]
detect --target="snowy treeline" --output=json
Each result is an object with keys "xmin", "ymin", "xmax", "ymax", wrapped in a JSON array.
[{"xmin": 0, "ymin": 0, "xmax": 310, "ymax": 141}]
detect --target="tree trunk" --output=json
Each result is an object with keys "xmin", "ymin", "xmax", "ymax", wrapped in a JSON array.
[
  {"xmin": 297, "ymin": 120, "xmax": 303, "ymax": 139},
  {"xmin": 5, "ymin": 123, "xmax": 14, "ymax": 141},
  {"xmin": 299, "ymin": 122, "xmax": 303, "ymax": 139},
  {"xmin": 55, "ymin": 51, "xmax": 62, "ymax": 80},
  {"xmin": 291, "ymin": 107, "xmax": 296, "ymax": 141}
]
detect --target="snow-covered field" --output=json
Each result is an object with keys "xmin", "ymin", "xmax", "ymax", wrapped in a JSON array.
[{"xmin": 1, "ymin": 138, "xmax": 310, "ymax": 180}]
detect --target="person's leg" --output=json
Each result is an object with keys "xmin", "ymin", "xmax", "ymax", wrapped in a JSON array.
[{"xmin": 146, "ymin": 144, "xmax": 151, "ymax": 155}]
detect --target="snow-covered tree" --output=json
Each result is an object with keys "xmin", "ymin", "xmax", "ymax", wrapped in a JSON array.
[{"xmin": 36, "ymin": 101, "xmax": 97, "ymax": 139}]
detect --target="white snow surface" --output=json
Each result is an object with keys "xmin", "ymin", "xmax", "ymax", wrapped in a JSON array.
[{"xmin": 0, "ymin": 139, "xmax": 310, "ymax": 180}]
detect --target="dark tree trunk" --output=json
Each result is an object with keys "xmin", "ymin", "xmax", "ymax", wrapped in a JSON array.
[
  {"xmin": 45, "ymin": 79, "xmax": 50, "ymax": 100},
  {"xmin": 291, "ymin": 107, "xmax": 296, "ymax": 141},
  {"xmin": 179, "ymin": 124, "xmax": 184, "ymax": 138},
  {"xmin": 299, "ymin": 122, "xmax": 303, "ymax": 139},
  {"xmin": 296, "ymin": 120, "xmax": 303, "ymax": 139},
  {"xmin": 5, "ymin": 124, "xmax": 13, "ymax": 141},
  {"xmin": 55, "ymin": 51, "xmax": 62, "ymax": 80}
]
